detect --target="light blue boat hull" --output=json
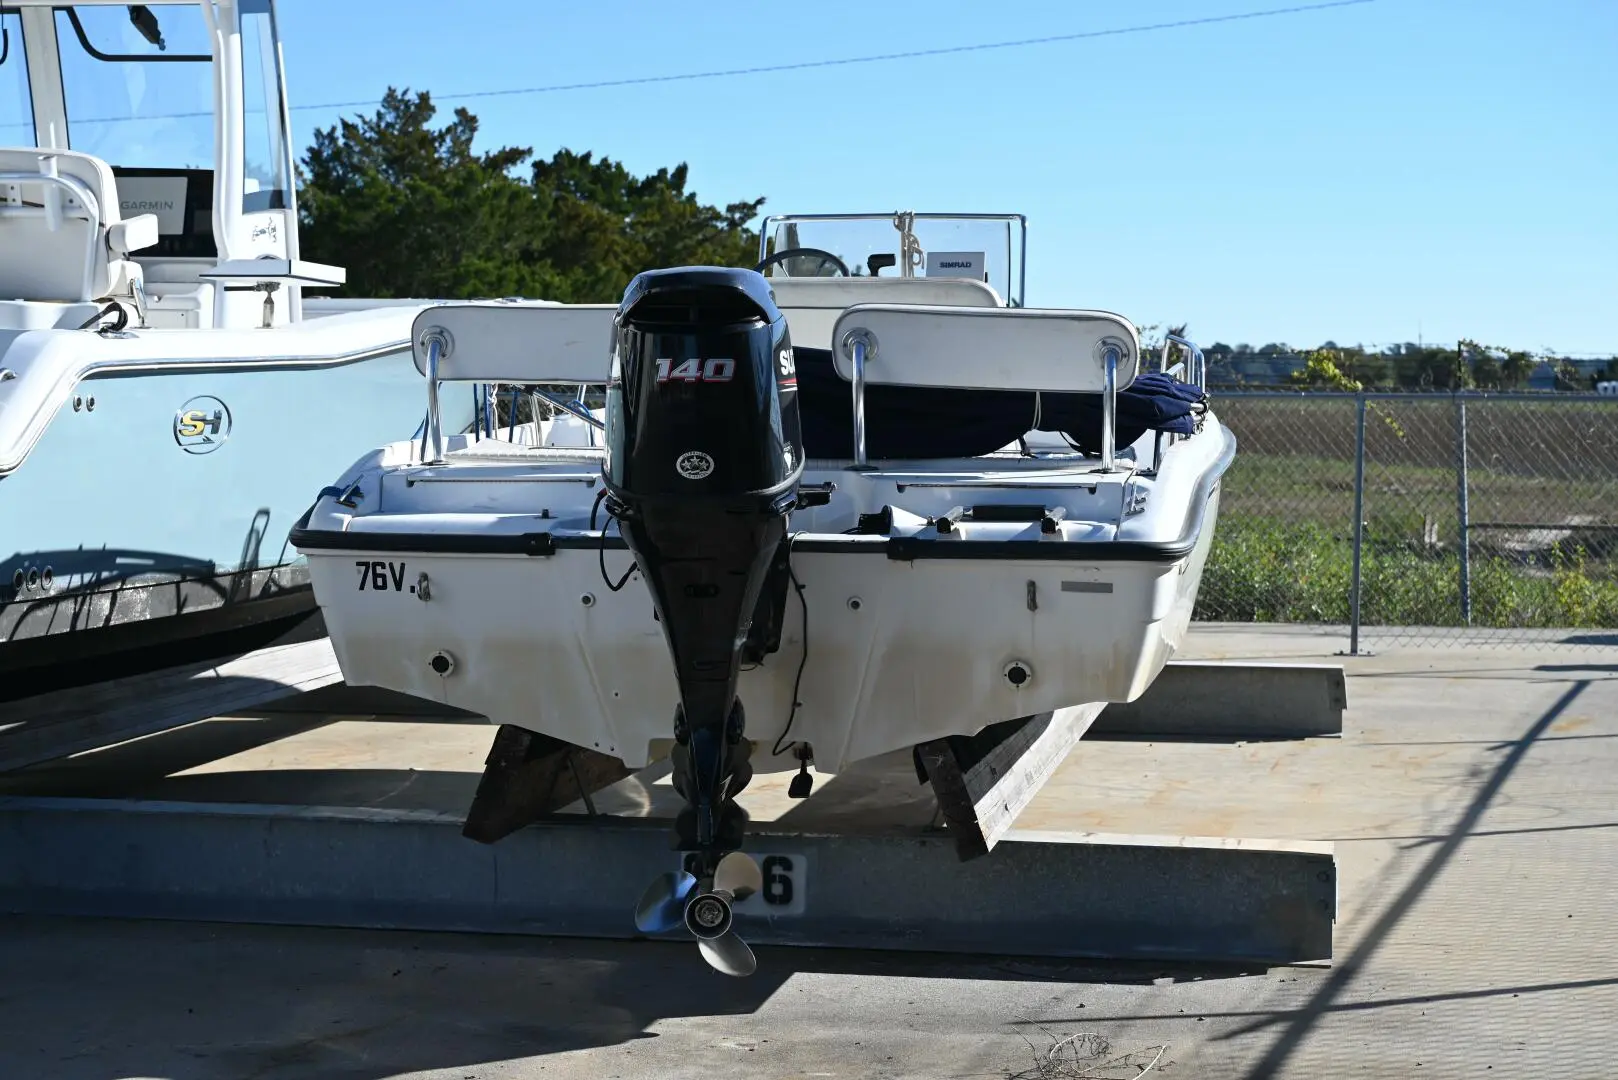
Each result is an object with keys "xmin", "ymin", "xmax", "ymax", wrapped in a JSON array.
[{"xmin": 0, "ymin": 346, "xmax": 473, "ymax": 675}]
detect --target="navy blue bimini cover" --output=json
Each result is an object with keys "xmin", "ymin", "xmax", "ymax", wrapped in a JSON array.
[{"xmin": 793, "ymin": 347, "xmax": 1207, "ymax": 460}]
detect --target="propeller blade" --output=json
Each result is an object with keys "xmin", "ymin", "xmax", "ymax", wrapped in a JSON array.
[
  {"xmin": 713, "ymin": 851, "xmax": 762, "ymax": 902},
  {"xmin": 634, "ymin": 871, "xmax": 697, "ymax": 933},
  {"xmin": 698, "ymin": 930, "xmax": 757, "ymax": 977}
]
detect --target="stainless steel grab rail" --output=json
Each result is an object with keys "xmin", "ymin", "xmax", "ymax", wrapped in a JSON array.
[
  {"xmin": 419, "ymin": 329, "xmax": 447, "ymax": 465},
  {"xmin": 1099, "ymin": 341, "xmax": 1120, "ymax": 473},
  {"xmin": 846, "ymin": 328, "xmax": 873, "ymax": 468},
  {"xmin": 1162, "ymin": 333, "xmax": 1206, "ymax": 390}
]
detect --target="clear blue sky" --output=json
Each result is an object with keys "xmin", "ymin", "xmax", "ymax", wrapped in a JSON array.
[{"xmin": 275, "ymin": 0, "xmax": 1616, "ymax": 357}]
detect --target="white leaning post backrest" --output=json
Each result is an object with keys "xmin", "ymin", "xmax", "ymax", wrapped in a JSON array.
[
  {"xmin": 830, "ymin": 304, "xmax": 1141, "ymax": 393},
  {"xmin": 831, "ymin": 304, "xmax": 1141, "ymax": 470},
  {"xmin": 411, "ymin": 302, "xmax": 619, "ymax": 383}
]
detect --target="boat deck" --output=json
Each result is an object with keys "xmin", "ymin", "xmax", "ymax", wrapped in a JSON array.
[{"xmin": 1, "ymin": 624, "xmax": 1614, "ymax": 1078}]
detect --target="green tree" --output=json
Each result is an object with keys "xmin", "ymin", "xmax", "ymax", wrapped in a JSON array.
[
  {"xmin": 1289, "ymin": 348, "xmax": 1363, "ymax": 391},
  {"xmin": 297, "ymin": 88, "xmax": 766, "ymax": 302},
  {"xmin": 1470, "ymin": 350, "xmax": 1503, "ymax": 389},
  {"xmin": 1501, "ymin": 350, "xmax": 1535, "ymax": 387},
  {"xmin": 529, "ymin": 150, "xmax": 764, "ymax": 301},
  {"xmin": 297, "ymin": 88, "xmax": 550, "ymax": 298},
  {"xmin": 1291, "ymin": 348, "xmax": 1405, "ymax": 435},
  {"xmin": 1346, "ymin": 349, "xmax": 1393, "ymax": 388}
]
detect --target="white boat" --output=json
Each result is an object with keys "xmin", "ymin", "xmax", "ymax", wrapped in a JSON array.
[
  {"xmin": 0, "ymin": 1, "xmax": 475, "ymax": 681},
  {"xmin": 292, "ymin": 211, "xmax": 1235, "ymax": 972}
]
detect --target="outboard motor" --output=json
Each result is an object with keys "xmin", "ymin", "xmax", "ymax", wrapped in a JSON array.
[{"xmin": 604, "ymin": 267, "xmax": 804, "ymax": 871}]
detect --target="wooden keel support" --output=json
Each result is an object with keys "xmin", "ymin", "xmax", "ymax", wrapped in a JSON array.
[
  {"xmin": 461, "ymin": 724, "xmax": 632, "ymax": 844},
  {"xmin": 914, "ymin": 702, "xmax": 1105, "ymax": 861}
]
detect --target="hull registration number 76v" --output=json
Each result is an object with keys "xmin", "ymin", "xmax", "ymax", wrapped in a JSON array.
[{"xmin": 355, "ymin": 559, "xmax": 414, "ymax": 593}]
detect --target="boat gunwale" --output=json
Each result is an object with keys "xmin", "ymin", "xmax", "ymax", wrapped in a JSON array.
[{"xmin": 289, "ymin": 425, "xmax": 1236, "ymax": 566}]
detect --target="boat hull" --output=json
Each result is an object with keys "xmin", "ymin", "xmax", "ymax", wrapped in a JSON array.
[
  {"xmin": 0, "ymin": 344, "xmax": 474, "ymax": 679},
  {"xmin": 304, "ymin": 484, "xmax": 1220, "ymax": 771}
]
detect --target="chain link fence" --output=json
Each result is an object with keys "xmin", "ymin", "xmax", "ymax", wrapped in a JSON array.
[{"xmin": 1194, "ymin": 391, "xmax": 1618, "ymax": 650}]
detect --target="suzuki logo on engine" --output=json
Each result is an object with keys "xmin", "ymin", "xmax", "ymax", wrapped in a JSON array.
[
  {"xmin": 656, "ymin": 358, "xmax": 735, "ymax": 384},
  {"xmin": 675, "ymin": 450, "xmax": 715, "ymax": 480}
]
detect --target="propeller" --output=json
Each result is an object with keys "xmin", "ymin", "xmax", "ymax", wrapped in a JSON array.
[
  {"xmin": 684, "ymin": 886, "xmax": 756, "ymax": 978},
  {"xmin": 632, "ymin": 851, "xmax": 763, "ymax": 976},
  {"xmin": 699, "ymin": 931, "xmax": 758, "ymax": 977},
  {"xmin": 693, "ymin": 851, "xmax": 761, "ymax": 976},
  {"xmin": 713, "ymin": 850, "xmax": 762, "ymax": 901},
  {"xmin": 633, "ymin": 870, "xmax": 697, "ymax": 933}
]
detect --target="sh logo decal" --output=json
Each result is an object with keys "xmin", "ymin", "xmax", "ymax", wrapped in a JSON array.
[{"xmin": 174, "ymin": 395, "xmax": 232, "ymax": 454}]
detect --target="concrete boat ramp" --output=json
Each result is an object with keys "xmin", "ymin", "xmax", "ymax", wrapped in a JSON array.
[{"xmin": 0, "ymin": 623, "xmax": 1613, "ymax": 1079}]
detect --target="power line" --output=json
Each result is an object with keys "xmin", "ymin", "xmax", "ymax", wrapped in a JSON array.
[
  {"xmin": 293, "ymin": 0, "xmax": 1377, "ymax": 113},
  {"xmin": 0, "ymin": 0, "xmax": 1377, "ymax": 130}
]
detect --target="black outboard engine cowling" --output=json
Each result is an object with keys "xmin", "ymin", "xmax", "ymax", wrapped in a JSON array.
[{"xmin": 603, "ymin": 266, "xmax": 804, "ymax": 864}]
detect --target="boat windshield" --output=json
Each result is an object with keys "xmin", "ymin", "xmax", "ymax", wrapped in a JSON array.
[
  {"xmin": 759, "ymin": 212, "xmax": 1027, "ymax": 306},
  {"xmin": 54, "ymin": 3, "xmax": 214, "ymax": 170},
  {"xmin": 0, "ymin": 9, "xmax": 32, "ymax": 144}
]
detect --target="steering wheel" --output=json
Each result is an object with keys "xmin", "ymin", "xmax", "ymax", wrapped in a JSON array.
[{"xmin": 754, "ymin": 247, "xmax": 850, "ymax": 277}]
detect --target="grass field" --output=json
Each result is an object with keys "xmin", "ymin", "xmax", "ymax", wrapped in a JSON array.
[
  {"xmin": 1211, "ymin": 393, "xmax": 1618, "ymax": 486},
  {"xmin": 495, "ymin": 387, "xmax": 1618, "ymax": 629},
  {"xmin": 1193, "ymin": 395, "xmax": 1618, "ymax": 629}
]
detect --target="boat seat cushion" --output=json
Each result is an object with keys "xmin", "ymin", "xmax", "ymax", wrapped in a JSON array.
[
  {"xmin": 0, "ymin": 147, "xmax": 158, "ymax": 303},
  {"xmin": 768, "ymin": 275, "xmax": 1003, "ymax": 309},
  {"xmin": 794, "ymin": 347, "xmax": 1206, "ymax": 459},
  {"xmin": 772, "ymin": 276, "xmax": 1003, "ymax": 350}
]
